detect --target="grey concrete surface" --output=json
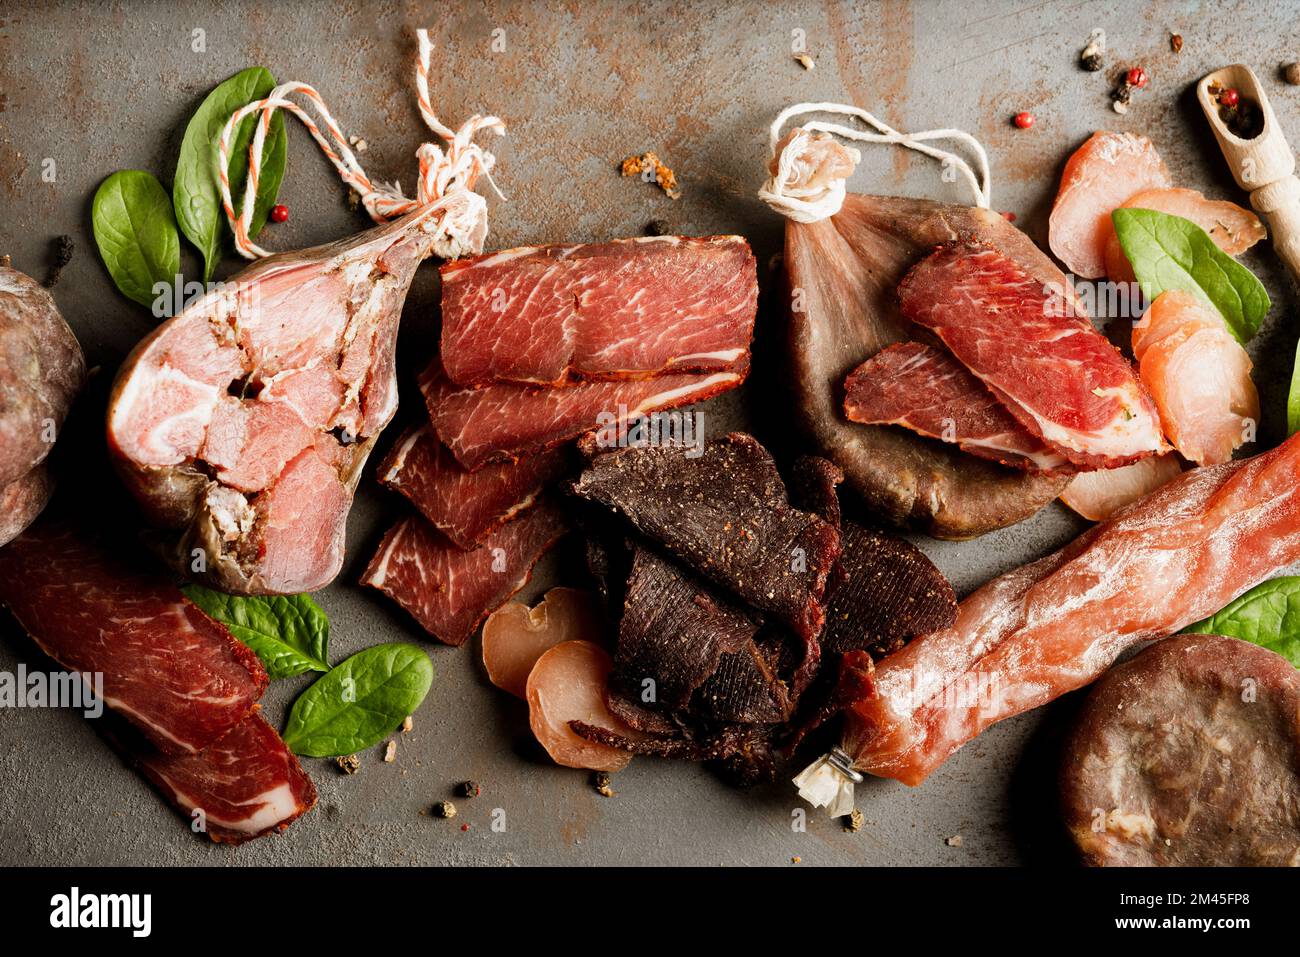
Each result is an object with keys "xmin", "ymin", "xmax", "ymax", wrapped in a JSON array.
[{"xmin": 0, "ymin": 0, "xmax": 1296, "ymax": 866}]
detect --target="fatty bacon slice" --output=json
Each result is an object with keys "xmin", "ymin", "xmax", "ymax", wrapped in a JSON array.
[
  {"xmin": 362, "ymin": 503, "xmax": 568, "ymax": 646},
  {"xmin": 840, "ymin": 429, "xmax": 1300, "ymax": 786},
  {"xmin": 898, "ymin": 242, "xmax": 1165, "ymax": 469},
  {"xmin": 378, "ymin": 423, "xmax": 570, "ymax": 549},
  {"xmin": 419, "ymin": 357, "xmax": 748, "ymax": 471},
  {"xmin": 438, "ymin": 235, "xmax": 757, "ymax": 386},
  {"xmin": 843, "ymin": 341, "xmax": 1070, "ymax": 472},
  {"xmin": 107, "ymin": 204, "xmax": 449, "ymax": 595},
  {"xmin": 0, "ymin": 519, "xmax": 267, "ymax": 755}
]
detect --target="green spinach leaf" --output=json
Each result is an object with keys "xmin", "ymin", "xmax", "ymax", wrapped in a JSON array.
[
  {"xmin": 174, "ymin": 67, "xmax": 287, "ymax": 281},
  {"xmin": 182, "ymin": 585, "xmax": 330, "ymax": 680},
  {"xmin": 1183, "ymin": 576, "xmax": 1300, "ymax": 667},
  {"xmin": 1289, "ymin": 338, "xmax": 1300, "ymax": 437},
  {"xmin": 1112, "ymin": 207, "xmax": 1270, "ymax": 343},
  {"xmin": 282, "ymin": 644, "xmax": 434, "ymax": 757},
  {"xmin": 91, "ymin": 170, "xmax": 181, "ymax": 308}
]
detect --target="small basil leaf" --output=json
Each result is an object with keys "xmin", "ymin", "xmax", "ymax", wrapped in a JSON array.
[
  {"xmin": 1112, "ymin": 207, "xmax": 1270, "ymax": 343},
  {"xmin": 174, "ymin": 66, "xmax": 287, "ymax": 281},
  {"xmin": 282, "ymin": 644, "xmax": 434, "ymax": 757},
  {"xmin": 182, "ymin": 585, "xmax": 330, "ymax": 680},
  {"xmin": 91, "ymin": 170, "xmax": 181, "ymax": 309},
  {"xmin": 1289, "ymin": 338, "xmax": 1300, "ymax": 437},
  {"xmin": 1183, "ymin": 576, "xmax": 1300, "ymax": 667}
]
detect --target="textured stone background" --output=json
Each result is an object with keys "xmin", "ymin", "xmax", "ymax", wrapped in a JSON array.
[{"xmin": 0, "ymin": 0, "xmax": 1296, "ymax": 865}]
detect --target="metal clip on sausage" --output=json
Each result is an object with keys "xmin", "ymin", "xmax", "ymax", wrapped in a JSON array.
[{"xmin": 792, "ymin": 746, "xmax": 862, "ymax": 818}]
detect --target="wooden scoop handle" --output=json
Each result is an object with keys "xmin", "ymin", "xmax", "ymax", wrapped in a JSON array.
[{"xmin": 1198, "ymin": 64, "xmax": 1300, "ymax": 281}]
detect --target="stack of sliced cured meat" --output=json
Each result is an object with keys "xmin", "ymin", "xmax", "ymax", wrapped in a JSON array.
[
  {"xmin": 363, "ymin": 235, "xmax": 759, "ymax": 645},
  {"xmin": 843, "ymin": 241, "xmax": 1167, "ymax": 477},
  {"xmin": 0, "ymin": 520, "xmax": 315, "ymax": 843},
  {"xmin": 516, "ymin": 433, "xmax": 957, "ymax": 783}
]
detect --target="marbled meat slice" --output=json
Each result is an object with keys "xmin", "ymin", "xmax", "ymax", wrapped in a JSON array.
[
  {"xmin": 898, "ymin": 241, "xmax": 1165, "ymax": 469},
  {"xmin": 361, "ymin": 503, "xmax": 567, "ymax": 646},
  {"xmin": 0, "ymin": 520, "xmax": 267, "ymax": 754},
  {"xmin": 527, "ymin": 640, "xmax": 640, "ymax": 771},
  {"xmin": 820, "ymin": 522, "xmax": 957, "ymax": 659},
  {"xmin": 107, "ymin": 204, "xmax": 444, "ymax": 594},
  {"xmin": 482, "ymin": 587, "xmax": 605, "ymax": 698},
  {"xmin": 439, "ymin": 235, "xmax": 757, "ymax": 386},
  {"xmin": 1061, "ymin": 634, "xmax": 1300, "ymax": 867},
  {"xmin": 378, "ymin": 423, "xmax": 569, "ymax": 549},
  {"xmin": 843, "ymin": 341, "xmax": 1069, "ymax": 471},
  {"xmin": 612, "ymin": 545, "xmax": 785, "ymax": 719},
  {"xmin": 106, "ymin": 709, "xmax": 316, "ymax": 845},
  {"xmin": 419, "ymin": 358, "xmax": 747, "ymax": 471},
  {"xmin": 570, "ymin": 432, "xmax": 841, "ymax": 640},
  {"xmin": 785, "ymin": 193, "xmax": 1071, "ymax": 539},
  {"xmin": 843, "ymin": 430, "xmax": 1300, "ymax": 786}
]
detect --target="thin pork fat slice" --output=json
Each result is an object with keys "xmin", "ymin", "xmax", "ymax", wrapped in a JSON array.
[
  {"xmin": 362, "ymin": 502, "xmax": 568, "ymax": 645},
  {"xmin": 843, "ymin": 341, "xmax": 1069, "ymax": 472},
  {"xmin": 570, "ymin": 432, "xmax": 840, "ymax": 641},
  {"xmin": 378, "ymin": 423, "xmax": 569, "ymax": 549},
  {"xmin": 107, "ymin": 708, "xmax": 316, "ymax": 844},
  {"xmin": 841, "ymin": 429, "xmax": 1300, "ymax": 787},
  {"xmin": 898, "ymin": 241, "xmax": 1165, "ymax": 469},
  {"xmin": 438, "ymin": 235, "xmax": 757, "ymax": 386},
  {"xmin": 0, "ymin": 521, "xmax": 268, "ymax": 754},
  {"xmin": 419, "ymin": 357, "xmax": 747, "ymax": 471},
  {"xmin": 108, "ymin": 204, "xmax": 450, "ymax": 595}
]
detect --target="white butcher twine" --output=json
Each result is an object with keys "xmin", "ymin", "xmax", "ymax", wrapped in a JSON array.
[
  {"xmin": 758, "ymin": 101, "xmax": 992, "ymax": 222},
  {"xmin": 216, "ymin": 29, "xmax": 504, "ymax": 261}
]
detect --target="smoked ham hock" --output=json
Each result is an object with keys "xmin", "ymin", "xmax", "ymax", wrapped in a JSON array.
[{"xmin": 108, "ymin": 204, "xmax": 447, "ymax": 594}]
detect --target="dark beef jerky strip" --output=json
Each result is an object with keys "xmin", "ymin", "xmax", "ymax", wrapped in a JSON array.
[{"xmin": 570, "ymin": 432, "xmax": 841, "ymax": 640}]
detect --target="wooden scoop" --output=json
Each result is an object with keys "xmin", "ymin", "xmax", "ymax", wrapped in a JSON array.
[{"xmin": 1198, "ymin": 64, "xmax": 1300, "ymax": 279}]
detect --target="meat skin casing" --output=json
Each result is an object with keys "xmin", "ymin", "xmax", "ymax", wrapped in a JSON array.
[{"xmin": 845, "ymin": 431, "xmax": 1300, "ymax": 785}]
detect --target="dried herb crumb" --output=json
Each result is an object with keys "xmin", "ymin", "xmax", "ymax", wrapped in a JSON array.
[
  {"xmin": 383, "ymin": 740, "xmax": 397, "ymax": 763},
  {"xmin": 44, "ymin": 235, "xmax": 74, "ymax": 288},
  {"xmin": 592, "ymin": 771, "xmax": 615, "ymax": 797},
  {"xmin": 335, "ymin": 754, "xmax": 361, "ymax": 775},
  {"xmin": 434, "ymin": 800, "xmax": 457, "ymax": 819},
  {"xmin": 842, "ymin": 809, "xmax": 864, "ymax": 832},
  {"xmin": 945, "ymin": 834, "xmax": 964, "ymax": 847},
  {"xmin": 401, "ymin": 715, "xmax": 413, "ymax": 734},
  {"xmin": 620, "ymin": 151, "xmax": 681, "ymax": 200},
  {"xmin": 457, "ymin": 780, "xmax": 481, "ymax": 798}
]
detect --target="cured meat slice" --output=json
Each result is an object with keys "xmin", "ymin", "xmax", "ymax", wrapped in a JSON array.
[
  {"xmin": 785, "ymin": 194, "xmax": 1071, "ymax": 539},
  {"xmin": 107, "ymin": 709, "xmax": 316, "ymax": 845},
  {"xmin": 378, "ymin": 423, "xmax": 569, "ymax": 549},
  {"xmin": 0, "ymin": 464, "xmax": 53, "ymax": 548},
  {"xmin": 0, "ymin": 521, "xmax": 267, "ymax": 754},
  {"xmin": 1059, "ymin": 454, "xmax": 1184, "ymax": 522},
  {"xmin": 787, "ymin": 455, "xmax": 843, "ymax": 529},
  {"xmin": 482, "ymin": 587, "xmax": 605, "ymax": 698},
  {"xmin": 842, "ymin": 430, "xmax": 1300, "ymax": 786},
  {"xmin": 1048, "ymin": 131, "xmax": 1172, "ymax": 279},
  {"xmin": 108, "ymin": 204, "xmax": 448, "ymax": 594},
  {"xmin": 612, "ymin": 546, "xmax": 785, "ymax": 719},
  {"xmin": 1061, "ymin": 634, "xmax": 1300, "ymax": 867},
  {"xmin": 843, "ymin": 341, "xmax": 1069, "ymax": 471},
  {"xmin": 361, "ymin": 503, "xmax": 568, "ymax": 646},
  {"xmin": 0, "ymin": 266, "xmax": 85, "ymax": 487},
  {"xmin": 570, "ymin": 432, "xmax": 840, "ymax": 640},
  {"xmin": 899, "ymin": 242, "xmax": 1165, "ymax": 469},
  {"xmin": 1132, "ymin": 290, "xmax": 1259, "ymax": 466},
  {"xmin": 820, "ymin": 523, "xmax": 957, "ymax": 659},
  {"xmin": 526, "ymin": 640, "xmax": 640, "ymax": 771},
  {"xmin": 439, "ymin": 235, "xmax": 757, "ymax": 386},
  {"xmin": 1103, "ymin": 187, "xmax": 1266, "ymax": 283},
  {"xmin": 419, "ymin": 358, "xmax": 747, "ymax": 471}
]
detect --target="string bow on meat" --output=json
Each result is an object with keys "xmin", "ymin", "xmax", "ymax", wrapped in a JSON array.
[{"xmin": 216, "ymin": 28, "xmax": 505, "ymax": 261}]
